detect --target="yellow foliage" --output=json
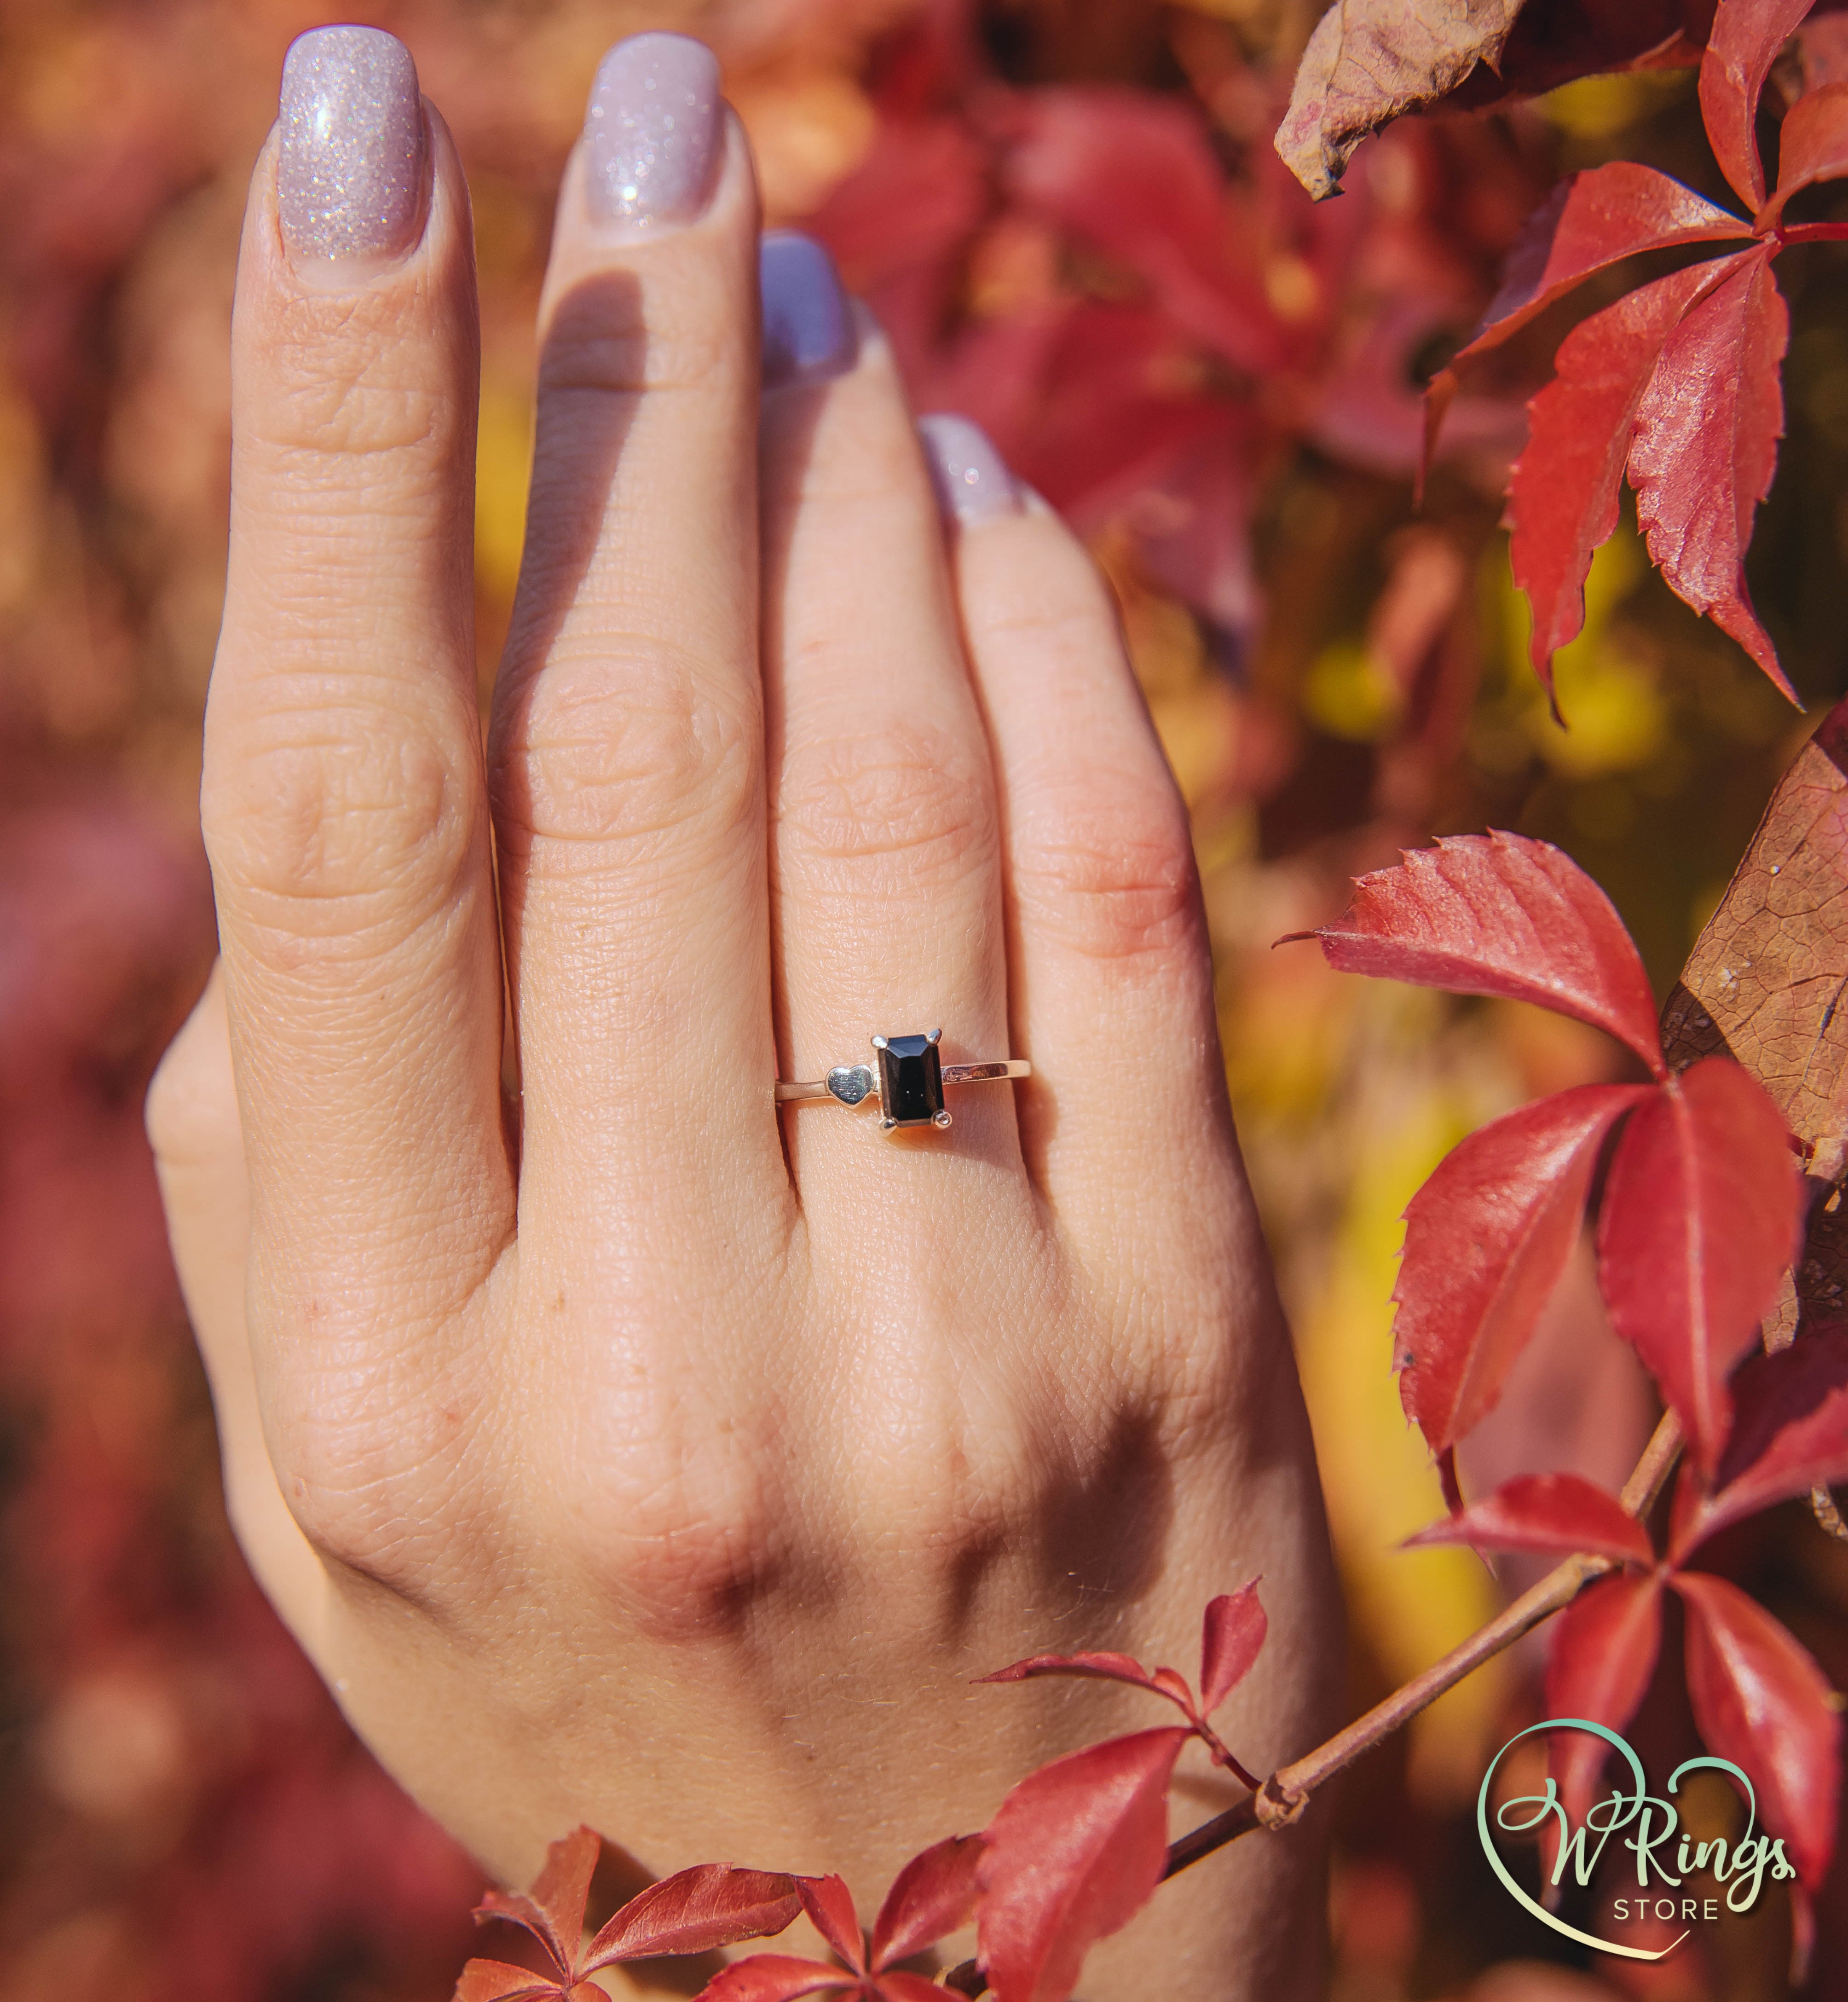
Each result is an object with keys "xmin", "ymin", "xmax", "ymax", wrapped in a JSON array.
[
  {"xmin": 1303, "ymin": 637, "xmax": 1402, "ymax": 743},
  {"xmin": 1294, "ymin": 1034, "xmax": 1508, "ymax": 1801},
  {"xmin": 1536, "ymin": 68, "xmax": 1692, "ymax": 139},
  {"xmin": 475, "ymin": 381, "xmax": 535, "ymax": 609},
  {"xmin": 1493, "ymin": 527, "xmax": 1668, "ymax": 777}
]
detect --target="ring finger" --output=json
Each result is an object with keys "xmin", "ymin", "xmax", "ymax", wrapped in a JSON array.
[{"xmin": 759, "ymin": 237, "xmax": 1022, "ymax": 1221}]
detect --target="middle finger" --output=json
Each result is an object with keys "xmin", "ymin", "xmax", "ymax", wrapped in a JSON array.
[{"xmin": 490, "ymin": 37, "xmax": 787, "ymax": 1230}]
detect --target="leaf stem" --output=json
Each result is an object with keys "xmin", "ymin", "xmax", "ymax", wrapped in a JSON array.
[
  {"xmin": 947, "ymin": 1414, "xmax": 1688, "ymax": 1997},
  {"xmin": 1776, "ymin": 221, "xmax": 1848, "ymax": 245},
  {"xmin": 1159, "ymin": 1408, "xmax": 1685, "ymax": 1882}
]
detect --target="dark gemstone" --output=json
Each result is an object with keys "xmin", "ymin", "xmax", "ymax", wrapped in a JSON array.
[{"xmin": 877, "ymin": 1033, "xmax": 944, "ymax": 1127}]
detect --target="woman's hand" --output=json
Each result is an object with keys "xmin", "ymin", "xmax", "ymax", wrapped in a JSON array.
[{"xmin": 146, "ymin": 27, "xmax": 1340, "ymax": 1995}]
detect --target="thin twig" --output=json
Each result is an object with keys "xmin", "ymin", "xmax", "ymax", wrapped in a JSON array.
[
  {"xmin": 1618, "ymin": 1408, "xmax": 1684, "ymax": 1519},
  {"xmin": 1159, "ymin": 1408, "xmax": 1686, "ymax": 1880},
  {"xmin": 944, "ymin": 1413, "xmax": 1688, "ymax": 1993}
]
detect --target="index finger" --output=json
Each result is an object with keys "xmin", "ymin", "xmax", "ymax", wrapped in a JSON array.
[{"xmin": 203, "ymin": 32, "xmax": 513, "ymax": 1383}]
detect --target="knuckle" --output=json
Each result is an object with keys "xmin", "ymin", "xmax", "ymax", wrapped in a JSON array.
[
  {"xmin": 491, "ymin": 645, "xmax": 759, "ymax": 861},
  {"xmin": 1013, "ymin": 792, "xmax": 1201, "ymax": 966},
  {"xmin": 205, "ymin": 718, "xmax": 479, "ymax": 945},
  {"xmin": 252, "ymin": 300, "xmax": 453, "ymax": 461},
  {"xmin": 776, "ymin": 719, "xmax": 994, "ymax": 896},
  {"xmin": 261, "ymin": 1318, "xmax": 485, "ymax": 1602},
  {"xmin": 770, "ymin": 422, "xmax": 918, "ymax": 517},
  {"xmin": 574, "ymin": 1442, "xmax": 795, "ymax": 1647},
  {"xmin": 969, "ymin": 549, "xmax": 1122, "ymax": 660},
  {"xmin": 540, "ymin": 282, "xmax": 736, "ymax": 403}
]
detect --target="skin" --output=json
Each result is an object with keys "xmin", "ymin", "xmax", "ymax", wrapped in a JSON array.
[{"xmin": 145, "ymin": 67, "xmax": 1343, "ymax": 2002}]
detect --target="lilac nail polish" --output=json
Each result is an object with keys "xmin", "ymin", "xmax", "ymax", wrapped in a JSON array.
[
  {"xmin": 761, "ymin": 232, "xmax": 855, "ymax": 387},
  {"xmin": 585, "ymin": 33, "xmax": 721, "ymax": 231},
  {"xmin": 277, "ymin": 27, "xmax": 427, "ymax": 267},
  {"xmin": 918, "ymin": 414, "xmax": 1022, "ymax": 526}
]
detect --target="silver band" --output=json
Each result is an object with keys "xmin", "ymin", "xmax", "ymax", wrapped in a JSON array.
[
  {"xmin": 775, "ymin": 1028, "xmax": 1029, "ymax": 1133},
  {"xmin": 774, "ymin": 1059, "xmax": 1031, "ymax": 1102}
]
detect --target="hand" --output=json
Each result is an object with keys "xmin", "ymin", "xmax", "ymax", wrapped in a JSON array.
[{"xmin": 146, "ymin": 27, "xmax": 1340, "ymax": 1995}]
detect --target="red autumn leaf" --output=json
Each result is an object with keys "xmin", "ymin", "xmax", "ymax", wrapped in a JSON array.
[
  {"xmin": 1422, "ymin": 162, "xmax": 1751, "ymax": 476},
  {"xmin": 1002, "ymin": 89, "xmax": 1286, "ymax": 379},
  {"xmin": 584, "ymin": 1866, "xmax": 808, "ymax": 1973},
  {"xmin": 456, "ymin": 1965, "xmax": 575, "ymax": 2002},
  {"xmin": 800, "ymin": 1877, "xmax": 865, "ymax": 1967},
  {"xmin": 984, "ymin": 1581, "xmax": 1268, "ymax": 1743},
  {"xmin": 976, "ymin": 1727, "xmax": 1192, "ymax": 2002},
  {"xmin": 1405, "ymin": 1472, "xmax": 1655, "ymax": 1564},
  {"xmin": 1473, "ymin": 163, "xmax": 1751, "ymax": 353},
  {"xmin": 1699, "ymin": 0, "xmax": 1821, "ymax": 210},
  {"xmin": 1509, "ymin": 258, "xmax": 1745, "ymax": 693},
  {"xmin": 463, "ymin": 1829, "xmax": 802, "ymax": 2002},
  {"xmin": 697, "ymin": 1955, "xmax": 855, "ymax": 2002},
  {"xmin": 870, "ymin": 1834, "xmax": 985, "ymax": 1968},
  {"xmin": 808, "ymin": 119, "xmax": 988, "ymax": 300},
  {"xmin": 1394, "ymin": 1084, "xmax": 1652, "ymax": 1452},
  {"xmin": 1544, "ymin": 1571, "xmax": 1668, "ymax": 1828},
  {"xmin": 1759, "ymin": 79, "xmax": 1848, "ymax": 224},
  {"xmin": 1413, "ymin": 2, "xmax": 1848, "ymax": 698},
  {"xmin": 474, "ymin": 1826, "xmax": 601, "ymax": 1975},
  {"xmin": 1673, "ymin": 1570, "xmax": 1843, "ymax": 1884},
  {"xmin": 1198, "ymin": 1584, "xmax": 1267, "ymax": 1715},
  {"xmin": 1671, "ymin": 1323, "xmax": 1848, "ymax": 1554},
  {"xmin": 1596, "ymin": 1059, "xmax": 1802, "ymax": 1471},
  {"xmin": 702, "ymin": 1846, "xmax": 987, "ymax": 2002},
  {"xmin": 1629, "ymin": 246, "xmax": 1794, "ymax": 698},
  {"xmin": 979, "ymin": 1650, "xmax": 1195, "ymax": 1717},
  {"xmin": 1288, "ymin": 833, "xmax": 1665, "ymax": 1072}
]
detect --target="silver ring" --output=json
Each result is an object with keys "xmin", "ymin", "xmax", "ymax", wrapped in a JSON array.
[{"xmin": 775, "ymin": 1029, "xmax": 1030, "ymax": 1132}]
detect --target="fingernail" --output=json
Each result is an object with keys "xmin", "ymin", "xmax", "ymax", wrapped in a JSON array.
[
  {"xmin": 277, "ymin": 27, "xmax": 427, "ymax": 269},
  {"xmin": 918, "ymin": 414, "xmax": 1022, "ymax": 526},
  {"xmin": 585, "ymin": 33, "xmax": 721, "ymax": 231},
  {"xmin": 761, "ymin": 232, "xmax": 855, "ymax": 387}
]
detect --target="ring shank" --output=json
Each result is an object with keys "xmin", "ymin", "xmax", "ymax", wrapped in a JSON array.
[
  {"xmin": 941, "ymin": 1059, "xmax": 1031, "ymax": 1085},
  {"xmin": 774, "ymin": 1057, "xmax": 1029, "ymax": 1104}
]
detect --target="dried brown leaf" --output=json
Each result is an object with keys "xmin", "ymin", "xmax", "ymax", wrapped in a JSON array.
[
  {"xmin": 1276, "ymin": 0, "xmax": 1527, "ymax": 202},
  {"xmin": 1661, "ymin": 696, "xmax": 1848, "ymax": 1341}
]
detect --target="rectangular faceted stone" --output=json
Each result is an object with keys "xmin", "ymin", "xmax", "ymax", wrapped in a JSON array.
[{"xmin": 877, "ymin": 1033, "xmax": 944, "ymax": 1126}]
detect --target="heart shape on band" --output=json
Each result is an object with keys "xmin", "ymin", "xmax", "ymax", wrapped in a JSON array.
[{"xmin": 827, "ymin": 1064, "xmax": 876, "ymax": 1107}]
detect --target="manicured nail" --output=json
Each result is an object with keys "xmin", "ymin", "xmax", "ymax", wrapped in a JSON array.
[
  {"xmin": 761, "ymin": 232, "xmax": 855, "ymax": 386},
  {"xmin": 585, "ymin": 33, "xmax": 721, "ymax": 231},
  {"xmin": 277, "ymin": 27, "xmax": 427, "ymax": 268},
  {"xmin": 918, "ymin": 414, "xmax": 1022, "ymax": 526}
]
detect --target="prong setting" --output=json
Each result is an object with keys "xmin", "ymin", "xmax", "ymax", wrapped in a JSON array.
[
  {"xmin": 873, "ymin": 1030, "xmax": 946, "ymax": 1129},
  {"xmin": 775, "ymin": 1037, "xmax": 1030, "ymax": 1133}
]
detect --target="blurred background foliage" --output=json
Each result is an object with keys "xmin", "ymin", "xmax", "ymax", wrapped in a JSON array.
[{"xmin": 2, "ymin": 0, "xmax": 1847, "ymax": 1997}]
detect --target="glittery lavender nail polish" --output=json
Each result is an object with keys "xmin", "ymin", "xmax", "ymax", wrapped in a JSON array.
[
  {"xmin": 277, "ymin": 27, "xmax": 427, "ymax": 269},
  {"xmin": 918, "ymin": 415, "xmax": 1022, "ymax": 526},
  {"xmin": 761, "ymin": 232, "xmax": 855, "ymax": 387},
  {"xmin": 584, "ymin": 34, "xmax": 721, "ymax": 231}
]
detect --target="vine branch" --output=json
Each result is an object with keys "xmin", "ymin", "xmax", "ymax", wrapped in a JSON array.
[{"xmin": 1160, "ymin": 1409, "xmax": 1685, "ymax": 1881}]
